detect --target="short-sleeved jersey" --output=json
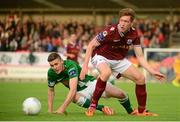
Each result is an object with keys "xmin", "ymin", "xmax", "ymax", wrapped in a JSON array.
[
  {"xmin": 66, "ymin": 43, "xmax": 80, "ymax": 63},
  {"xmin": 47, "ymin": 60, "xmax": 95, "ymax": 91},
  {"xmin": 93, "ymin": 24, "xmax": 140, "ymax": 60}
]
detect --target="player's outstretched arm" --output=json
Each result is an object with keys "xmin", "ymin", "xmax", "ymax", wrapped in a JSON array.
[
  {"xmin": 80, "ymin": 37, "xmax": 100, "ymax": 80},
  {"xmin": 134, "ymin": 46, "xmax": 166, "ymax": 81},
  {"xmin": 55, "ymin": 77, "xmax": 78, "ymax": 114},
  {"xmin": 48, "ymin": 87, "xmax": 55, "ymax": 113}
]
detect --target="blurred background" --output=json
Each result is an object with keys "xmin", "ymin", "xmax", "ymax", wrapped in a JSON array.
[{"xmin": 0, "ymin": 0, "xmax": 179, "ymax": 86}]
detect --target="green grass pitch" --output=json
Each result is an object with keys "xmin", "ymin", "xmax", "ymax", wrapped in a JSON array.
[{"xmin": 0, "ymin": 81, "xmax": 179, "ymax": 121}]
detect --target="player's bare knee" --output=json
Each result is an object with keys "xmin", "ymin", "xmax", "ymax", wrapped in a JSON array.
[
  {"xmin": 135, "ymin": 75, "xmax": 145, "ymax": 85},
  {"xmin": 100, "ymin": 70, "xmax": 112, "ymax": 80}
]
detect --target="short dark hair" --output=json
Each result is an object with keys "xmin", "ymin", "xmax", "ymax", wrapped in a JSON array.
[
  {"xmin": 47, "ymin": 52, "xmax": 62, "ymax": 62},
  {"xmin": 119, "ymin": 8, "xmax": 136, "ymax": 22}
]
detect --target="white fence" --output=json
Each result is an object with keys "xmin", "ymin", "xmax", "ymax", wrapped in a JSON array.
[{"xmin": 0, "ymin": 52, "xmax": 65, "ymax": 80}]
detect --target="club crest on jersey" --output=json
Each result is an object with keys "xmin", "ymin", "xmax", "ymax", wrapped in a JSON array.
[
  {"xmin": 127, "ymin": 39, "xmax": 133, "ymax": 44},
  {"xmin": 110, "ymin": 27, "xmax": 115, "ymax": 31}
]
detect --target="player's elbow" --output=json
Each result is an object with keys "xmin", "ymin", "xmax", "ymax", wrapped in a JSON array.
[
  {"xmin": 88, "ymin": 42, "xmax": 95, "ymax": 50},
  {"xmin": 136, "ymin": 56, "xmax": 145, "ymax": 64},
  {"xmin": 88, "ymin": 38, "xmax": 98, "ymax": 49}
]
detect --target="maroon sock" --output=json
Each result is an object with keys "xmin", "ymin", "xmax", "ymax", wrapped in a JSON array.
[
  {"xmin": 90, "ymin": 78, "xmax": 107, "ymax": 108},
  {"xmin": 135, "ymin": 84, "xmax": 147, "ymax": 113}
]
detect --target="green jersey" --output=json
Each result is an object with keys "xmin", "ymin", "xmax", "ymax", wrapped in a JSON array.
[{"xmin": 47, "ymin": 60, "xmax": 96, "ymax": 91}]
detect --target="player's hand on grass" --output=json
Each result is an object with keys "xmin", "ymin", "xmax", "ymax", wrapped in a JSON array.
[
  {"xmin": 53, "ymin": 110, "xmax": 68, "ymax": 115},
  {"xmin": 53, "ymin": 107, "xmax": 68, "ymax": 115}
]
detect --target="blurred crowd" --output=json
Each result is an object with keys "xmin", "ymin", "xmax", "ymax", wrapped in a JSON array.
[
  {"xmin": 135, "ymin": 18, "xmax": 180, "ymax": 48},
  {"xmin": 0, "ymin": 13, "xmax": 180, "ymax": 53},
  {"xmin": 0, "ymin": 14, "xmax": 96, "ymax": 53}
]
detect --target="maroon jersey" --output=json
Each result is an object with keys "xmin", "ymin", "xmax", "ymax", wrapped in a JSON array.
[
  {"xmin": 66, "ymin": 43, "xmax": 80, "ymax": 63},
  {"xmin": 93, "ymin": 24, "xmax": 140, "ymax": 60}
]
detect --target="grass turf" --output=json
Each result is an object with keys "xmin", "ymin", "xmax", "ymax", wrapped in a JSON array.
[{"xmin": 0, "ymin": 81, "xmax": 179, "ymax": 121}]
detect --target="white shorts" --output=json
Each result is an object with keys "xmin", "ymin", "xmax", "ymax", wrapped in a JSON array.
[
  {"xmin": 91, "ymin": 54, "xmax": 132, "ymax": 78},
  {"xmin": 77, "ymin": 80, "xmax": 109, "ymax": 99}
]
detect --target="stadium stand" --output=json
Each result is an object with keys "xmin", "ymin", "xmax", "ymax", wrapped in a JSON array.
[
  {"xmin": 0, "ymin": 13, "xmax": 180, "ymax": 52},
  {"xmin": 0, "ymin": 0, "xmax": 180, "ymax": 53}
]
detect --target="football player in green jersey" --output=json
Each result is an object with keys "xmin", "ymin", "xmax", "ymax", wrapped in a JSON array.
[{"xmin": 47, "ymin": 52, "xmax": 137, "ymax": 116}]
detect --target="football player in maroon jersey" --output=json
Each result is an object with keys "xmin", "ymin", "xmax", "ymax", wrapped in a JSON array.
[
  {"xmin": 65, "ymin": 34, "xmax": 81, "ymax": 63},
  {"xmin": 80, "ymin": 8, "xmax": 165, "ymax": 116}
]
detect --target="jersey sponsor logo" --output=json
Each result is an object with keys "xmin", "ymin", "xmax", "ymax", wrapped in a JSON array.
[
  {"xmin": 127, "ymin": 39, "xmax": 133, "ymax": 44},
  {"xmin": 111, "ymin": 45, "xmax": 130, "ymax": 49},
  {"xmin": 96, "ymin": 31, "xmax": 108, "ymax": 41},
  {"xmin": 57, "ymin": 78, "xmax": 64, "ymax": 82},
  {"xmin": 113, "ymin": 39, "xmax": 120, "ymax": 42}
]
